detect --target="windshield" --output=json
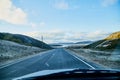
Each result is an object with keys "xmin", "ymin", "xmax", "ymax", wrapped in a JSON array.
[{"xmin": 0, "ymin": 0, "xmax": 120, "ymax": 80}]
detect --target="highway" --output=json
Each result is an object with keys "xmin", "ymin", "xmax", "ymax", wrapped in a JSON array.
[{"xmin": 0, "ymin": 48, "xmax": 99, "ymax": 80}]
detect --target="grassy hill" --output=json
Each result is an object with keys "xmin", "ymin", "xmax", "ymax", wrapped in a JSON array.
[
  {"xmin": 0, "ymin": 33, "xmax": 52, "ymax": 49},
  {"xmin": 68, "ymin": 31, "xmax": 120, "ymax": 69},
  {"xmin": 0, "ymin": 40, "xmax": 45, "ymax": 64},
  {"xmin": 84, "ymin": 31, "xmax": 120, "ymax": 50},
  {"xmin": 105, "ymin": 31, "xmax": 120, "ymax": 40}
]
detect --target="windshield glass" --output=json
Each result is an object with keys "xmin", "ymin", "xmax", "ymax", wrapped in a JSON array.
[{"xmin": 0, "ymin": 0, "xmax": 120, "ymax": 80}]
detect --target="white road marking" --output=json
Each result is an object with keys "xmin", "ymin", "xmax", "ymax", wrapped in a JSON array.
[
  {"xmin": 65, "ymin": 49, "xmax": 96, "ymax": 69},
  {"xmin": 52, "ymin": 53, "xmax": 55, "ymax": 56},
  {"xmin": 0, "ymin": 49, "xmax": 54, "ymax": 69},
  {"xmin": 45, "ymin": 63, "xmax": 49, "ymax": 67},
  {"xmin": 47, "ymin": 53, "xmax": 55, "ymax": 61},
  {"xmin": 44, "ymin": 53, "xmax": 55, "ymax": 67}
]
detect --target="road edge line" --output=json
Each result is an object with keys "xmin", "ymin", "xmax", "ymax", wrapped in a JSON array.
[{"xmin": 64, "ymin": 49, "xmax": 96, "ymax": 69}]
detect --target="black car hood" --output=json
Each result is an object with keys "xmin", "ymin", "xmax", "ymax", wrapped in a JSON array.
[
  {"xmin": 13, "ymin": 68, "xmax": 76, "ymax": 80},
  {"xmin": 13, "ymin": 68, "xmax": 120, "ymax": 80}
]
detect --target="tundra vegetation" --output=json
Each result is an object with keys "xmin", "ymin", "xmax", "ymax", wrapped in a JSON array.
[{"xmin": 68, "ymin": 31, "xmax": 120, "ymax": 69}]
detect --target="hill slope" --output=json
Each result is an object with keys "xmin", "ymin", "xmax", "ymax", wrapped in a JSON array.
[
  {"xmin": 105, "ymin": 31, "xmax": 120, "ymax": 40},
  {"xmin": 84, "ymin": 31, "xmax": 120, "ymax": 50},
  {"xmin": 0, "ymin": 40, "xmax": 45, "ymax": 63},
  {"xmin": 0, "ymin": 33, "xmax": 52, "ymax": 49}
]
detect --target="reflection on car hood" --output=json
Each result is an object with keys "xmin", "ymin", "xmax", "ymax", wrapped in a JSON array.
[
  {"xmin": 13, "ymin": 68, "xmax": 120, "ymax": 80},
  {"xmin": 13, "ymin": 68, "xmax": 75, "ymax": 80}
]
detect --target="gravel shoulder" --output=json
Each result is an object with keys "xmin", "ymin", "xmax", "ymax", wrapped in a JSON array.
[{"xmin": 67, "ymin": 48, "xmax": 120, "ymax": 70}]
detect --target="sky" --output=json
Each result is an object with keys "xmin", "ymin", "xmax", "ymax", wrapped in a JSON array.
[{"xmin": 0, "ymin": 0, "xmax": 120, "ymax": 43}]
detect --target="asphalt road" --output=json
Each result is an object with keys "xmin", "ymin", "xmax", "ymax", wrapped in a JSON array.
[{"xmin": 0, "ymin": 48, "xmax": 97, "ymax": 80}]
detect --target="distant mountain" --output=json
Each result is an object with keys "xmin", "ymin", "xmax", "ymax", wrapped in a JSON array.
[
  {"xmin": 75, "ymin": 41, "xmax": 93, "ymax": 44},
  {"xmin": 0, "ymin": 33, "xmax": 52, "ymax": 49},
  {"xmin": 84, "ymin": 31, "xmax": 120, "ymax": 50},
  {"xmin": 51, "ymin": 41, "xmax": 93, "ymax": 45},
  {"xmin": 54, "ymin": 42, "xmax": 74, "ymax": 44}
]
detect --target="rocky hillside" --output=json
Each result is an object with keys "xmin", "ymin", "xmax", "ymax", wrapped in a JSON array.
[
  {"xmin": 0, "ymin": 33, "xmax": 52, "ymax": 49},
  {"xmin": 84, "ymin": 31, "xmax": 120, "ymax": 50}
]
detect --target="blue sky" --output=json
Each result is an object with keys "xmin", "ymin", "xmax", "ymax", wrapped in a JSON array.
[{"xmin": 0, "ymin": 0, "xmax": 120, "ymax": 43}]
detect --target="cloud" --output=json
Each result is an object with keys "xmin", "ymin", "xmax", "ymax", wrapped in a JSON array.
[
  {"xmin": 0, "ymin": 0, "xmax": 27, "ymax": 25},
  {"xmin": 39, "ymin": 22, "xmax": 46, "ymax": 27},
  {"xmin": 30, "ymin": 23, "xmax": 37, "ymax": 28},
  {"xmin": 101, "ymin": 0, "xmax": 118, "ymax": 7},
  {"xmin": 85, "ymin": 31, "xmax": 109, "ymax": 40},
  {"xmin": 24, "ymin": 30, "xmax": 110, "ymax": 43},
  {"xmin": 30, "ymin": 22, "xmax": 46, "ymax": 28},
  {"xmin": 54, "ymin": 0, "xmax": 69, "ymax": 10},
  {"xmin": 53, "ymin": 0, "xmax": 79, "ymax": 10}
]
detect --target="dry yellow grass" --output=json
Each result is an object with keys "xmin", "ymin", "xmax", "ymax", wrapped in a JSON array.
[{"xmin": 105, "ymin": 31, "xmax": 120, "ymax": 40}]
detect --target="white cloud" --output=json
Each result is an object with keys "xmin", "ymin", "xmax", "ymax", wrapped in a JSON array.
[
  {"xmin": 101, "ymin": 0, "xmax": 118, "ymax": 7},
  {"xmin": 54, "ymin": 0, "xmax": 69, "ymax": 10},
  {"xmin": 53, "ymin": 0, "xmax": 79, "ymax": 10},
  {"xmin": 24, "ymin": 30, "xmax": 110, "ymax": 43},
  {"xmin": 85, "ymin": 31, "xmax": 109, "ymax": 40},
  {"xmin": 39, "ymin": 22, "xmax": 46, "ymax": 27},
  {"xmin": 30, "ymin": 22, "xmax": 46, "ymax": 28},
  {"xmin": 0, "ymin": 0, "xmax": 27, "ymax": 25},
  {"xmin": 30, "ymin": 23, "xmax": 37, "ymax": 28}
]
